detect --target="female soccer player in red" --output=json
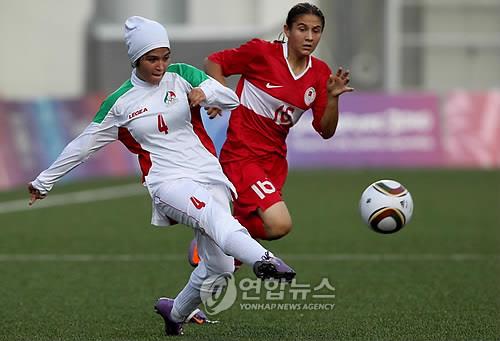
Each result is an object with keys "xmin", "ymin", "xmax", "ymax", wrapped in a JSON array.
[{"xmin": 189, "ymin": 2, "xmax": 353, "ymax": 266}]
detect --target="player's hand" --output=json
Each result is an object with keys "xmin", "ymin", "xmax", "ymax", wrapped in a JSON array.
[
  {"xmin": 188, "ymin": 88, "xmax": 207, "ymax": 108},
  {"xmin": 204, "ymin": 107, "xmax": 222, "ymax": 119},
  {"xmin": 28, "ymin": 183, "xmax": 46, "ymax": 206},
  {"xmin": 327, "ymin": 67, "xmax": 354, "ymax": 98}
]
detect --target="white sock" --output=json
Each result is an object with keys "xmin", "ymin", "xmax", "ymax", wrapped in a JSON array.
[
  {"xmin": 222, "ymin": 230, "xmax": 270, "ymax": 265},
  {"xmin": 172, "ymin": 283, "xmax": 201, "ymax": 322}
]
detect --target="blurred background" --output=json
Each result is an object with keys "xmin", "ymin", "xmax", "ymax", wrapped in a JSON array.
[
  {"xmin": 0, "ymin": 0, "xmax": 499, "ymax": 189},
  {"xmin": 0, "ymin": 2, "xmax": 499, "ymax": 340}
]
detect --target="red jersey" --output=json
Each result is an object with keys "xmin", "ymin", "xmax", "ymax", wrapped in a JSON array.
[{"xmin": 208, "ymin": 38, "xmax": 332, "ymax": 163}]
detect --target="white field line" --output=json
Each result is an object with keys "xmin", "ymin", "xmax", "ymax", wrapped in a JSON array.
[
  {"xmin": 1, "ymin": 187, "xmax": 498, "ymax": 263},
  {"xmin": 0, "ymin": 183, "xmax": 146, "ymax": 214},
  {"xmin": 0, "ymin": 253, "xmax": 498, "ymax": 262}
]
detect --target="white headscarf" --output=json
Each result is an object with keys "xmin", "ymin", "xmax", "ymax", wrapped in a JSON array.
[{"xmin": 124, "ymin": 16, "xmax": 170, "ymax": 66}]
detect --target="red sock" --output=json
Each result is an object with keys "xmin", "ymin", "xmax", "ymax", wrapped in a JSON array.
[{"xmin": 235, "ymin": 213, "xmax": 267, "ymax": 239}]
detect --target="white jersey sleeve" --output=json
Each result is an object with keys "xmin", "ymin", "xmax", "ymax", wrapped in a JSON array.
[
  {"xmin": 198, "ymin": 76, "xmax": 239, "ymax": 110},
  {"xmin": 31, "ymin": 114, "xmax": 118, "ymax": 195},
  {"xmin": 167, "ymin": 63, "xmax": 239, "ymax": 111}
]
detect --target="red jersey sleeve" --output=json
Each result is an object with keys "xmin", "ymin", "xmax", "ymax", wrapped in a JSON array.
[
  {"xmin": 207, "ymin": 38, "xmax": 265, "ymax": 77},
  {"xmin": 311, "ymin": 61, "xmax": 333, "ymax": 134}
]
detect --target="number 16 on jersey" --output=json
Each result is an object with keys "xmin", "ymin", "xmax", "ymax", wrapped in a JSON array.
[{"xmin": 251, "ymin": 180, "xmax": 276, "ymax": 199}]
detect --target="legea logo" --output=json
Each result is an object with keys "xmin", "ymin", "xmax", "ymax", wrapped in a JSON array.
[{"xmin": 200, "ymin": 273, "xmax": 237, "ymax": 315}]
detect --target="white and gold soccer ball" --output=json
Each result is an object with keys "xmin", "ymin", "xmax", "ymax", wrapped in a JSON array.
[{"xmin": 359, "ymin": 180, "xmax": 414, "ymax": 234}]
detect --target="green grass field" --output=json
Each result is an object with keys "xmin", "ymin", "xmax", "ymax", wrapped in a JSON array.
[{"xmin": 0, "ymin": 169, "xmax": 499, "ymax": 341}]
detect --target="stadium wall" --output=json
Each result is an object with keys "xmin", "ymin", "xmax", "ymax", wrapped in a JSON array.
[{"xmin": 0, "ymin": 91, "xmax": 498, "ymax": 190}]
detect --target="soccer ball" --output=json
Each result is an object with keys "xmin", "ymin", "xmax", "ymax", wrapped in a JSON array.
[{"xmin": 359, "ymin": 180, "xmax": 413, "ymax": 234}]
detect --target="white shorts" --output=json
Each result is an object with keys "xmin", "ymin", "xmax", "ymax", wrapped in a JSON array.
[{"xmin": 151, "ymin": 179, "xmax": 247, "ymax": 282}]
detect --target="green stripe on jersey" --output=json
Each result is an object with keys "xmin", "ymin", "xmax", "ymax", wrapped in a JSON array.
[
  {"xmin": 92, "ymin": 79, "xmax": 134, "ymax": 124},
  {"xmin": 167, "ymin": 63, "xmax": 209, "ymax": 88}
]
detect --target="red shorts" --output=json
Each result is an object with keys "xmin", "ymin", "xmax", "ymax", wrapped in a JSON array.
[{"xmin": 221, "ymin": 155, "xmax": 288, "ymax": 219}]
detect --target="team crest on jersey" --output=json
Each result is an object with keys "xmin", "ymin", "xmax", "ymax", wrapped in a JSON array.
[
  {"xmin": 304, "ymin": 87, "xmax": 316, "ymax": 106},
  {"xmin": 164, "ymin": 91, "xmax": 177, "ymax": 104}
]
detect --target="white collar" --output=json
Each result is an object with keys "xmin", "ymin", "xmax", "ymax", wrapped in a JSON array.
[{"xmin": 282, "ymin": 42, "xmax": 312, "ymax": 80}]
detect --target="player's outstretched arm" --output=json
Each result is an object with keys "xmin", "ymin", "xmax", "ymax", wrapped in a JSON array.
[
  {"xmin": 319, "ymin": 67, "xmax": 354, "ymax": 139},
  {"xmin": 28, "ymin": 122, "xmax": 118, "ymax": 205},
  {"xmin": 202, "ymin": 59, "xmax": 231, "ymax": 119}
]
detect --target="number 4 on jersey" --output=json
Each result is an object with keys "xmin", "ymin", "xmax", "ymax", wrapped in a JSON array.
[
  {"xmin": 190, "ymin": 196, "xmax": 206, "ymax": 210},
  {"xmin": 157, "ymin": 114, "xmax": 169, "ymax": 134}
]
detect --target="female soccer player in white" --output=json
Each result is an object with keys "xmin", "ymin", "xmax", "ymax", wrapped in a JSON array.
[{"xmin": 28, "ymin": 16, "xmax": 295, "ymax": 336}]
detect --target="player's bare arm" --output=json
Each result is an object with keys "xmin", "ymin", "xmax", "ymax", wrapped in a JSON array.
[
  {"xmin": 319, "ymin": 67, "xmax": 354, "ymax": 139},
  {"xmin": 204, "ymin": 59, "xmax": 226, "ymax": 86},
  {"xmin": 204, "ymin": 59, "xmax": 226, "ymax": 118}
]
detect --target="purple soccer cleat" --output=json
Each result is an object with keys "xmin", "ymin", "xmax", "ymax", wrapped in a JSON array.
[
  {"xmin": 253, "ymin": 252, "xmax": 296, "ymax": 282},
  {"xmin": 154, "ymin": 297, "xmax": 184, "ymax": 336}
]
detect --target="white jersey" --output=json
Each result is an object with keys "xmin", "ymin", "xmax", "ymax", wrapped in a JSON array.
[{"xmin": 32, "ymin": 63, "xmax": 239, "ymax": 225}]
